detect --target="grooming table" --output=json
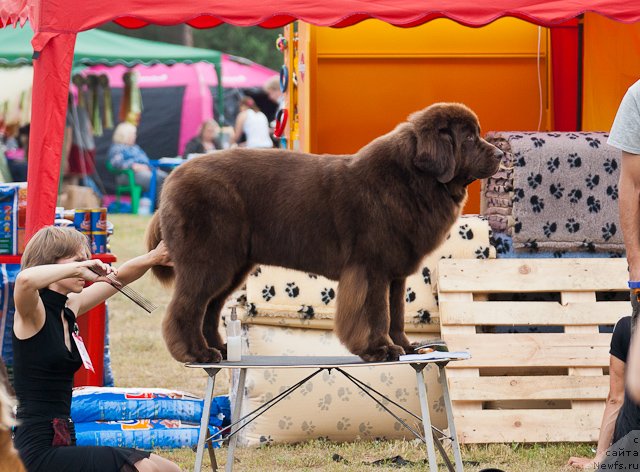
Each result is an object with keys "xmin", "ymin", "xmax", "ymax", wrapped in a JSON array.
[{"xmin": 186, "ymin": 354, "xmax": 467, "ymax": 472}]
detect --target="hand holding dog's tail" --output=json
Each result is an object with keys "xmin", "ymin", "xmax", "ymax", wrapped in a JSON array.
[{"xmin": 145, "ymin": 212, "xmax": 175, "ymax": 286}]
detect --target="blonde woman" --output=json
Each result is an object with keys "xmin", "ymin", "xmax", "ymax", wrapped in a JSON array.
[
  {"xmin": 108, "ymin": 122, "xmax": 167, "ymax": 201},
  {"xmin": 11, "ymin": 226, "xmax": 179, "ymax": 472}
]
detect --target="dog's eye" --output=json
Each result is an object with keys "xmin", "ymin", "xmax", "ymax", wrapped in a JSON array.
[{"xmin": 466, "ymin": 135, "xmax": 475, "ymax": 142}]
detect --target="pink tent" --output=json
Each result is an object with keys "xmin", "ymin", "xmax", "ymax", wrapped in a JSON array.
[{"xmin": 85, "ymin": 56, "xmax": 277, "ymax": 153}]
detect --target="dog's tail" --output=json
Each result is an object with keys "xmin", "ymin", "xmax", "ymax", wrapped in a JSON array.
[{"xmin": 146, "ymin": 211, "xmax": 175, "ymax": 286}]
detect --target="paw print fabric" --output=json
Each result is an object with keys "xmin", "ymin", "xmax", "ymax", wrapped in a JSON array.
[
  {"xmin": 235, "ymin": 325, "xmax": 447, "ymax": 446},
  {"xmin": 484, "ymin": 132, "xmax": 623, "ymax": 253},
  {"xmin": 245, "ymin": 215, "xmax": 495, "ymax": 325}
]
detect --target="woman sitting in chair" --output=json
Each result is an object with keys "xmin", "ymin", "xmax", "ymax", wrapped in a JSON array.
[{"xmin": 107, "ymin": 122, "xmax": 167, "ymax": 203}]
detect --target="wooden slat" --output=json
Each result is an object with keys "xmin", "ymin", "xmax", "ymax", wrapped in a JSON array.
[
  {"xmin": 440, "ymin": 301, "xmax": 627, "ymax": 325},
  {"xmin": 438, "ymin": 258, "xmax": 628, "ymax": 293},
  {"xmin": 561, "ymin": 292, "xmax": 604, "ymax": 409},
  {"xmin": 438, "ymin": 258, "xmax": 621, "ymax": 443},
  {"xmin": 445, "ymin": 333, "xmax": 610, "ymax": 368},
  {"xmin": 455, "ymin": 409, "xmax": 603, "ymax": 443},
  {"xmin": 448, "ymin": 375, "xmax": 609, "ymax": 401},
  {"xmin": 437, "ymin": 292, "xmax": 483, "ymax": 410}
]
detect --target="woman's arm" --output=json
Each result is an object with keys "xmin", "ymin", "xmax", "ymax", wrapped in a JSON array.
[
  {"xmin": 568, "ymin": 355, "xmax": 625, "ymax": 468},
  {"xmin": 231, "ymin": 112, "xmax": 247, "ymax": 145},
  {"xmin": 14, "ymin": 260, "xmax": 115, "ymax": 336},
  {"xmin": 619, "ymin": 152, "xmax": 640, "ymax": 281},
  {"xmin": 69, "ymin": 241, "xmax": 172, "ymax": 315},
  {"xmin": 628, "ymin": 330, "xmax": 640, "ymax": 403}
]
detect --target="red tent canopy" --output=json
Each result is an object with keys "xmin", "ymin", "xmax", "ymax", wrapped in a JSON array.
[
  {"xmin": 6, "ymin": 0, "xmax": 640, "ymax": 30},
  {"xmin": 1, "ymin": 0, "xmax": 639, "ymax": 238}
]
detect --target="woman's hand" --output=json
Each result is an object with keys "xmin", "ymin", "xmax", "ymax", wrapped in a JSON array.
[
  {"xmin": 567, "ymin": 455, "xmax": 602, "ymax": 469},
  {"xmin": 148, "ymin": 240, "xmax": 173, "ymax": 267},
  {"xmin": 77, "ymin": 259, "xmax": 119, "ymax": 285}
]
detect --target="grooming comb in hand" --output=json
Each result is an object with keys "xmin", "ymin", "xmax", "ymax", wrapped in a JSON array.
[{"xmin": 89, "ymin": 267, "xmax": 158, "ymax": 313}]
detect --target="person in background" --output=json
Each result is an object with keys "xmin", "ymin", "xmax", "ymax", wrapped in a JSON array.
[
  {"xmin": 182, "ymin": 119, "xmax": 222, "ymax": 159},
  {"xmin": 108, "ymin": 122, "xmax": 167, "ymax": 201},
  {"xmin": 230, "ymin": 96, "xmax": 273, "ymax": 149},
  {"xmin": 263, "ymin": 76, "xmax": 284, "ymax": 113},
  {"xmin": 11, "ymin": 226, "xmax": 180, "ymax": 472},
  {"xmin": 262, "ymin": 76, "xmax": 285, "ymax": 147},
  {"xmin": 567, "ymin": 316, "xmax": 631, "ymax": 468},
  {"xmin": 567, "ymin": 78, "xmax": 640, "ymax": 468}
]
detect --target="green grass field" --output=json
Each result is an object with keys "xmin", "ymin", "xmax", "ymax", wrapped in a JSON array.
[{"xmin": 106, "ymin": 214, "xmax": 594, "ymax": 471}]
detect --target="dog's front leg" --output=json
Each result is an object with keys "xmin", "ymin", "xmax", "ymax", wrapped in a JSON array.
[
  {"xmin": 202, "ymin": 297, "xmax": 227, "ymax": 358},
  {"xmin": 335, "ymin": 267, "xmax": 405, "ymax": 362},
  {"xmin": 163, "ymin": 274, "xmax": 223, "ymax": 364},
  {"xmin": 389, "ymin": 278, "xmax": 414, "ymax": 353}
]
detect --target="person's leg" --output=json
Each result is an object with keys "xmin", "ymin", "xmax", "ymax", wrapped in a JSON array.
[
  {"xmin": 133, "ymin": 168, "xmax": 153, "ymax": 193},
  {"xmin": 133, "ymin": 454, "xmax": 181, "ymax": 472}
]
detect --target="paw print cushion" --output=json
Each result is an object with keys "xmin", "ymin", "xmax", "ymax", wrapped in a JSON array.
[
  {"xmin": 245, "ymin": 215, "xmax": 494, "ymax": 327},
  {"xmin": 484, "ymin": 132, "xmax": 623, "ymax": 253},
  {"xmin": 234, "ymin": 325, "xmax": 447, "ymax": 446}
]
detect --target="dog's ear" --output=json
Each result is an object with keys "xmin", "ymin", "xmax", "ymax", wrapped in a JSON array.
[{"xmin": 412, "ymin": 120, "xmax": 456, "ymax": 183}]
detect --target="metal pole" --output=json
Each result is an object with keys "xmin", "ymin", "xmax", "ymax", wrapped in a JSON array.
[
  {"xmin": 439, "ymin": 366, "xmax": 464, "ymax": 472},
  {"xmin": 194, "ymin": 368, "xmax": 219, "ymax": 472},
  {"xmin": 226, "ymin": 368, "xmax": 247, "ymax": 472},
  {"xmin": 415, "ymin": 366, "xmax": 440, "ymax": 472}
]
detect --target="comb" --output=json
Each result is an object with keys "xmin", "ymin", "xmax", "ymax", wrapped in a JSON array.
[{"xmin": 89, "ymin": 267, "xmax": 158, "ymax": 313}]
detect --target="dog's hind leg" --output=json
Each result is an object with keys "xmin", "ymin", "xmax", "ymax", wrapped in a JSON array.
[
  {"xmin": 202, "ymin": 264, "xmax": 254, "ymax": 359},
  {"xmin": 389, "ymin": 278, "xmax": 414, "ymax": 353},
  {"xmin": 335, "ymin": 266, "xmax": 405, "ymax": 362},
  {"xmin": 163, "ymin": 263, "xmax": 235, "ymax": 364}
]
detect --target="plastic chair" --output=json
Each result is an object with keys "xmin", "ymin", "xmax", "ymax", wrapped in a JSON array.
[{"xmin": 105, "ymin": 160, "xmax": 142, "ymax": 214}]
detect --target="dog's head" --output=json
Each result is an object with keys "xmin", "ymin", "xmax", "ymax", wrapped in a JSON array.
[{"xmin": 410, "ymin": 103, "xmax": 503, "ymax": 184}]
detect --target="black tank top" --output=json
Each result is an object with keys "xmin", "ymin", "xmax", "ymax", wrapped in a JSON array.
[{"xmin": 12, "ymin": 288, "xmax": 83, "ymax": 420}]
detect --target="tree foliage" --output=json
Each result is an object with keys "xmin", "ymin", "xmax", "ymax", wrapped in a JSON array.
[{"xmin": 98, "ymin": 24, "xmax": 283, "ymax": 70}]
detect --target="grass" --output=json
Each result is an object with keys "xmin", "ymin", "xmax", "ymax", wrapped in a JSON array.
[{"xmin": 107, "ymin": 214, "xmax": 595, "ymax": 471}]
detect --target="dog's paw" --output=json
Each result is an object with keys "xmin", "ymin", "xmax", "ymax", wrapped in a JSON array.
[
  {"xmin": 177, "ymin": 347, "xmax": 223, "ymax": 364},
  {"xmin": 359, "ymin": 344, "xmax": 405, "ymax": 362}
]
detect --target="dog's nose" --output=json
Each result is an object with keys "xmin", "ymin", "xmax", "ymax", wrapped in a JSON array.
[{"xmin": 493, "ymin": 148, "xmax": 505, "ymax": 161}]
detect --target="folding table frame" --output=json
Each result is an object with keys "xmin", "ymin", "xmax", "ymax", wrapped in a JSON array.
[{"xmin": 186, "ymin": 355, "xmax": 465, "ymax": 472}]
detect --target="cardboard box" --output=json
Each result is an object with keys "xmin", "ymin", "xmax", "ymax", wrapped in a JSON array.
[{"xmin": 58, "ymin": 184, "xmax": 101, "ymax": 211}]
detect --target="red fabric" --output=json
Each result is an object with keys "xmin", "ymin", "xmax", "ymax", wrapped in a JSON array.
[
  {"xmin": 551, "ymin": 19, "xmax": 581, "ymax": 131},
  {"xmin": 25, "ymin": 31, "xmax": 76, "ymax": 240},
  {"xmin": 24, "ymin": 1, "xmax": 640, "ymax": 31},
  {"xmin": 0, "ymin": 0, "xmax": 30, "ymax": 28}
]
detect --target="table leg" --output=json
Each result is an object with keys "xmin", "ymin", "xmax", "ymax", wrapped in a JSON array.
[
  {"xmin": 438, "ymin": 366, "xmax": 464, "ymax": 472},
  {"xmin": 194, "ymin": 369, "xmax": 219, "ymax": 472},
  {"xmin": 226, "ymin": 368, "xmax": 247, "ymax": 472},
  {"xmin": 415, "ymin": 367, "xmax": 440, "ymax": 472}
]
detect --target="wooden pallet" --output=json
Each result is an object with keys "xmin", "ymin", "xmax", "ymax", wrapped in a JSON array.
[{"xmin": 437, "ymin": 258, "xmax": 629, "ymax": 443}]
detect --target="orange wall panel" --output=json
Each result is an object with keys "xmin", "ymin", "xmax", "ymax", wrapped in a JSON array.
[
  {"xmin": 582, "ymin": 14, "xmax": 640, "ymax": 131},
  {"xmin": 297, "ymin": 19, "xmax": 551, "ymax": 213}
]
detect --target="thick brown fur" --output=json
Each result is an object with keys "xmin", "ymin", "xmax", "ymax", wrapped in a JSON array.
[{"xmin": 147, "ymin": 103, "xmax": 503, "ymax": 363}]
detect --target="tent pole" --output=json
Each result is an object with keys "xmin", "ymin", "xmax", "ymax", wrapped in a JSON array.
[
  {"xmin": 26, "ymin": 32, "xmax": 77, "ymax": 241},
  {"xmin": 214, "ymin": 61, "xmax": 225, "ymax": 125}
]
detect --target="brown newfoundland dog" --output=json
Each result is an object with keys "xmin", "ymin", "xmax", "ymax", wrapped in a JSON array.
[{"xmin": 147, "ymin": 102, "xmax": 503, "ymax": 363}]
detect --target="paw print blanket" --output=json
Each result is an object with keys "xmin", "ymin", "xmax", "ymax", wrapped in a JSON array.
[{"xmin": 484, "ymin": 132, "xmax": 623, "ymax": 253}]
